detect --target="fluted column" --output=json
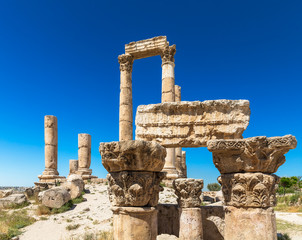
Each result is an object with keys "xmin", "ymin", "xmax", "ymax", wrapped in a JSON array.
[
  {"xmin": 161, "ymin": 45, "xmax": 178, "ymax": 180},
  {"xmin": 173, "ymin": 178, "xmax": 204, "ymax": 240},
  {"xmin": 118, "ymin": 54, "xmax": 134, "ymax": 141}
]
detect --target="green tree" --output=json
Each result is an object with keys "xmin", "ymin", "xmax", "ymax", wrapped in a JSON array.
[
  {"xmin": 207, "ymin": 183, "xmax": 221, "ymax": 191},
  {"xmin": 280, "ymin": 177, "xmax": 292, "ymax": 195}
]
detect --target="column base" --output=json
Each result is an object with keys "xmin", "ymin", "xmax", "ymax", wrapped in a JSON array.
[
  {"xmin": 75, "ymin": 168, "xmax": 97, "ymax": 181},
  {"xmin": 224, "ymin": 206, "xmax": 277, "ymax": 240},
  {"xmin": 111, "ymin": 206, "xmax": 158, "ymax": 240},
  {"xmin": 179, "ymin": 207, "xmax": 203, "ymax": 240}
]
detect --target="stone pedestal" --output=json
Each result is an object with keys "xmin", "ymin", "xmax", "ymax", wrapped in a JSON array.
[
  {"xmin": 76, "ymin": 133, "xmax": 96, "ymax": 180},
  {"xmin": 179, "ymin": 208, "xmax": 203, "ymax": 240},
  {"xmin": 100, "ymin": 140, "xmax": 166, "ymax": 240},
  {"xmin": 173, "ymin": 178, "xmax": 204, "ymax": 240},
  {"xmin": 224, "ymin": 206, "xmax": 276, "ymax": 240},
  {"xmin": 207, "ymin": 135, "xmax": 297, "ymax": 240},
  {"xmin": 69, "ymin": 159, "xmax": 78, "ymax": 176},
  {"xmin": 118, "ymin": 54, "xmax": 134, "ymax": 141},
  {"xmin": 112, "ymin": 207, "xmax": 157, "ymax": 240},
  {"xmin": 37, "ymin": 115, "xmax": 65, "ymax": 185}
]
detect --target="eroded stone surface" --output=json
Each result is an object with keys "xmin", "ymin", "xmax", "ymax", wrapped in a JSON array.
[
  {"xmin": 42, "ymin": 187, "xmax": 71, "ymax": 209},
  {"xmin": 135, "ymin": 100, "xmax": 250, "ymax": 148},
  {"xmin": 179, "ymin": 208, "xmax": 203, "ymax": 240},
  {"xmin": 107, "ymin": 171, "xmax": 165, "ymax": 207},
  {"xmin": 125, "ymin": 36, "xmax": 168, "ymax": 59},
  {"xmin": 208, "ymin": 135, "xmax": 297, "ymax": 173},
  {"xmin": 100, "ymin": 140, "xmax": 166, "ymax": 172},
  {"xmin": 173, "ymin": 178, "xmax": 204, "ymax": 208},
  {"xmin": 62, "ymin": 174, "xmax": 84, "ymax": 199},
  {"xmin": 0, "ymin": 194, "xmax": 27, "ymax": 209},
  {"xmin": 218, "ymin": 173, "xmax": 279, "ymax": 208}
]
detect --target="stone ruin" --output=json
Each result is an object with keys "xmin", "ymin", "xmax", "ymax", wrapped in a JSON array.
[{"xmin": 99, "ymin": 36, "xmax": 297, "ymax": 240}]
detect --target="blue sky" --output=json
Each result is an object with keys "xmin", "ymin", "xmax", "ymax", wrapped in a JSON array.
[{"xmin": 0, "ymin": 1, "xmax": 301, "ymax": 187}]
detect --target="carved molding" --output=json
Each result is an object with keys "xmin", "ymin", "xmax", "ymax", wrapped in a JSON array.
[
  {"xmin": 107, "ymin": 171, "xmax": 166, "ymax": 207},
  {"xmin": 218, "ymin": 173, "xmax": 279, "ymax": 208},
  {"xmin": 161, "ymin": 45, "xmax": 176, "ymax": 64},
  {"xmin": 118, "ymin": 54, "xmax": 134, "ymax": 72},
  {"xmin": 173, "ymin": 178, "xmax": 204, "ymax": 208},
  {"xmin": 207, "ymin": 135, "xmax": 297, "ymax": 174}
]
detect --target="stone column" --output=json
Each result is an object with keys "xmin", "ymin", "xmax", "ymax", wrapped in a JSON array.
[
  {"xmin": 69, "ymin": 159, "xmax": 78, "ymax": 175},
  {"xmin": 207, "ymin": 135, "xmax": 297, "ymax": 240},
  {"xmin": 161, "ymin": 45, "xmax": 178, "ymax": 181},
  {"xmin": 37, "ymin": 115, "xmax": 65, "ymax": 185},
  {"xmin": 100, "ymin": 140, "xmax": 167, "ymax": 240},
  {"xmin": 173, "ymin": 178, "xmax": 204, "ymax": 240},
  {"xmin": 181, "ymin": 151, "xmax": 187, "ymax": 178},
  {"xmin": 118, "ymin": 54, "xmax": 134, "ymax": 141},
  {"xmin": 76, "ymin": 133, "xmax": 95, "ymax": 180}
]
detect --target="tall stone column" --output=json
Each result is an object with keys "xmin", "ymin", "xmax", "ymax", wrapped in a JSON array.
[
  {"xmin": 173, "ymin": 178, "xmax": 204, "ymax": 240},
  {"xmin": 174, "ymin": 85, "xmax": 184, "ymax": 177},
  {"xmin": 37, "ymin": 115, "xmax": 65, "ymax": 185},
  {"xmin": 207, "ymin": 135, "xmax": 297, "ymax": 240},
  {"xmin": 181, "ymin": 151, "xmax": 187, "ymax": 178},
  {"xmin": 76, "ymin": 133, "xmax": 96, "ymax": 180},
  {"xmin": 161, "ymin": 45, "xmax": 178, "ymax": 181},
  {"xmin": 118, "ymin": 54, "xmax": 134, "ymax": 141},
  {"xmin": 100, "ymin": 140, "xmax": 167, "ymax": 240}
]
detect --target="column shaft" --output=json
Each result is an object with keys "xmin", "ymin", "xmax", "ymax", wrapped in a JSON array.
[{"xmin": 44, "ymin": 115, "xmax": 58, "ymax": 175}]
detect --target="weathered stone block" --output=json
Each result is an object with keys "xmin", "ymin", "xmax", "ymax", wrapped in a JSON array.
[
  {"xmin": 207, "ymin": 135, "xmax": 297, "ymax": 173},
  {"xmin": 42, "ymin": 187, "xmax": 71, "ymax": 209},
  {"xmin": 157, "ymin": 204, "xmax": 179, "ymax": 237},
  {"xmin": 100, "ymin": 140, "xmax": 166, "ymax": 172},
  {"xmin": 135, "ymin": 100, "xmax": 250, "ymax": 147},
  {"xmin": 0, "ymin": 194, "xmax": 27, "ymax": 209}
]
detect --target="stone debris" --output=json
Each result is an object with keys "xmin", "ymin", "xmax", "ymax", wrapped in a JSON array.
[
  {"xmin": 62, "ymin": 174, "xmax": 84, "ymax": 199},
  {"xmin": 0, "ymin": 189, "xmax": 13, "ymax": 198},
  {"xmin": 42, "ymin": 187, "xmax": 71, "ymax": 209},
  {"xmin": 0, "ymin": 193, "xmax": 27, "ymax": 209}
]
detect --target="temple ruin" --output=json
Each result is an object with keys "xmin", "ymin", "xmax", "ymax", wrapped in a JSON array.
[{"xmin": 99, "ymin": 36, "xmax": 297, "ymax": 240}]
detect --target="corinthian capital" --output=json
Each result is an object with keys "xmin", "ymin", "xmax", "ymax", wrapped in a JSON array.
[
  {"xmin": 161, "ymin": 44, "xmax": 176, "ymax": 64},
  {"xmin": 118, "ymin": 54, "xmax": 134, "ymax": 72}
]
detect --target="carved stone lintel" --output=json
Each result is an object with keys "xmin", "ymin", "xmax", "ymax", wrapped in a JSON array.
[
  {"xmin": 100, "ymin": 140, "xmax": 166, "ymax": 172},
  {"xmin": 207, "ymin": 135, "xmax": 297, "ymax": 174},
  {"xmin": 173, "ymin": 178, "xmax": 204, "ymax": 208},
  {"xmin": 107, "ymin": 171, "xmax": 166, "ymax": 207},
  {"xmin": 118, "ymin": 54, "xmax": 134, "ymax": 72},
  {"xmin": 161, "ymin": 45, "xmax": 176, "ymax": 64},
  {"xmin": 218, "ymin": 173, "xmax": 279, "ymax": 208}
]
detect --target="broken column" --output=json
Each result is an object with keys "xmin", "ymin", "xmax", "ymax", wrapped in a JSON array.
[
  {"xmin": 173, "ymin": 178, "xmax": 204, "ymax": 240},
  {"xmin": 99, "ymin": 140, "xmax": 166, "ymax": 240},
  {"xmin": 118, "ymin": 54, "xmax": 134, "ymax": 141},
  {"xmin": 69, "ymin": 159, "xmax": 78, "ymax": 175},
  {"xmin": 76, "ymin": 133, "xmax": 96, "ymax": 180},
  {"xmin": 161, "ymin": 45, "xmax": 178, "ymax": 181},
  {"xmin": 38, "ymin": 115, "xmax": 65, "ymax": 184},
  {"xmin": 207, "ymin": 135, "xmax": 297, "ymax": 240}
]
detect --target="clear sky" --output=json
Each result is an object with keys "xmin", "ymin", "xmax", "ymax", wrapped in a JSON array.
[{"xmin": 0, "ymin": 1, "xmax": 301, "ymax": 187}]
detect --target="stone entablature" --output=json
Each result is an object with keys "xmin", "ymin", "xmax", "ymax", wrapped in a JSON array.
[
  {"xmin": 125, "ymin": 36, "xmax": 168, "ymax": 59},
  {"xmin": 107, "ymin": 171, "xmax": 165, "ymax": 207},
  {"xmin": 99, "ymin": 140, "xmax": 166, "ymax": 172},
  {"xmin": 135, "ymin": 100, "xmax": 250, "ymax": 148},
  {"xmin": 207, "ymin": 135, "xmax": 297, "ymax": 174},
  {"xmin": 218, "ymin": 173, "xmax": 279, "ymax": 208},
  {"xmin": 173, "ymin": 178, "xmax": 204, "ymax": 208}
]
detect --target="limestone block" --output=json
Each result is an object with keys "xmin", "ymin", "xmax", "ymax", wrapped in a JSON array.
[
  {"xmin": 200, "ymin": 206, "xmax": 225, "ymax": 240},
  {"xmin": 207, "ymin": 135, "xmax": 297, "ymax": 173},
  {"xmin": 135, "ymin": 100, "xmax": 250, "ymax": 148},
  {"xmin": 62, "ymin": 174, "xmax": 84, "ymax": 199},
  {"xmin": 99, "ymin": 140, "xmax": 166, "ymax": 172},
  {"xmin": 69, "ymin": 160, "xmax": 78, "ymax": 175},
  {"xmin": 0, "ymin": 189, "xmax": 13, "ymax": 198},
  {"xmin": 125, "ymin": 36, "xmax": 168, "ymax": 59},
  {"xmin": 218, "ymin": 173, "xmax": 279, "ymax": 208},
  {"xmin": 173, "ymin": 178, "xmax": 204, "ymax": 208},
  {"xmin": 224, "ymin": 206, "xmax": 277, "ymax": 240},
  {"xmin": 107, "ymin": 171, "xmax": 165, "ymax": 207},
  {"xmin": 179, "ymin": 208, "xmax": 203, "ymax": 240},
  {"xmin": 78, "ymin": 133, "xmax": 91, "ymax": 169},
  {"xmin": 112, "ymin": 207, "xmax": 158, "ymax": 240},
  {"xmin": 0, "ymin": 194, "xmax": 27, "ymax": 209},
  {"xmin": 42, "ymin": 187, "xmax": 71, "ymax": 209},
  {"xmin": 157, "ymin": 204, "xmax": 179, "ymax": 237}
]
